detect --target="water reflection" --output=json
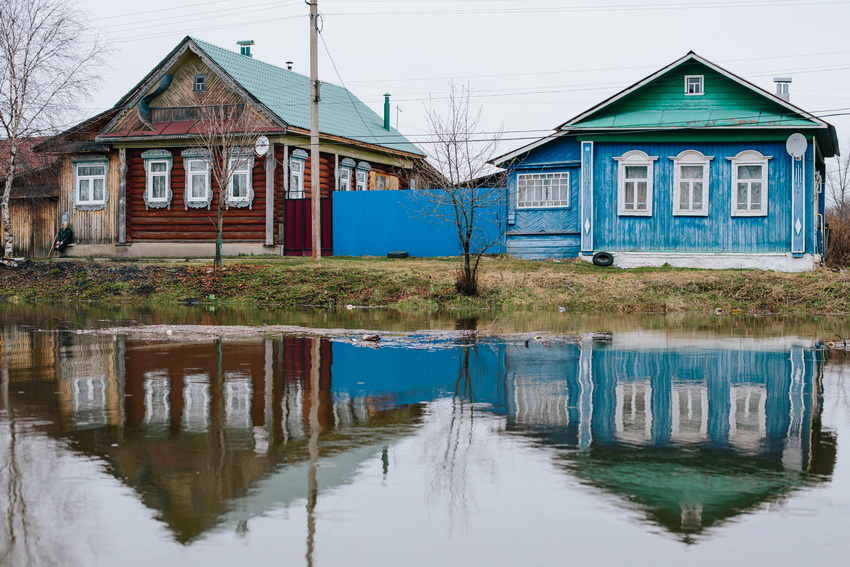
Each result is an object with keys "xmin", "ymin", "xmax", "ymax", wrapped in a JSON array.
[
  {"xmin": 505, "ymin": 335, "xmax": 836, "ymax": 541},
  {"xmin": 0, "ymin": 322, "xmax": 841, "ymax": 563}
]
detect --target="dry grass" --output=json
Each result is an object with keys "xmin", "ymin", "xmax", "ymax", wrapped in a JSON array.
[{"xmin": 2, "ymin": 255, "xmax": 850, "ymax": 314}]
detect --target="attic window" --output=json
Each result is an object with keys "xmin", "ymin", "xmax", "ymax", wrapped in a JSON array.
[
  {"xmin": 193, "ymin": 74, "xmax": 206, "ymax": 92},
  {"xmin": 685, "ymin": 75, "xmax": 704, "ymax": 96}
]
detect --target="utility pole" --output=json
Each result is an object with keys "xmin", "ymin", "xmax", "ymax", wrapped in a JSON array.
[{"xmin": 309, "ymin": 0, "xmax": 321, "ymax": 260}]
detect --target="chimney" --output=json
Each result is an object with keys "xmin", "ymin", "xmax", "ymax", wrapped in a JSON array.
[
  {"xmin": 237, "ymin": 40, "xmax": 254, "ymax": 57},
  {"xmin": 774, "ymin": 77, "xmax": 792, "ymax": 101},
  {"xmin": 286, "ymin": 61, "xmax": 293, "ymax": 71},
  {"xmin": 383, "ymin": 93, "xmax": 391, "ymax": 131}
]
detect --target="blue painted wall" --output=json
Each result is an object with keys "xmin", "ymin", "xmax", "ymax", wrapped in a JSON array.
[
  {"xmin": 591, "ymin": 141, "xmax": 815, "ymax": 254},
  {"xmin": 504, "ymin": 137, "xmax": 821, "ymax": 258},
  {"xmin": 333, "ymin": 190, "xmax": 506, "ymax": 257},
  {"xmin": 504, "ymin": 136, "xmax": 583, "ymax": 258}
]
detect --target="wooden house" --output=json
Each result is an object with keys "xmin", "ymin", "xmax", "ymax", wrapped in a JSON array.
[
  {"xmin": 41, "ymin": 36, "xmax": 425, "ymax": 258},
  {"xmin": 493, "ymin": 52, "xmax": 840, "ymax": 271}
]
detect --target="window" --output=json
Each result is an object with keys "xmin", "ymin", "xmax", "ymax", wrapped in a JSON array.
[
  {"xmin": 193, "ymin": 74, "xmax": 206, "ymax": 92},
  {"xmin": 517, "ymin": 172, "xmax": 570, "ymax": 208},
  {"xmin": 615, "ymin": 150, "xmax": 657, "ymax": 216},
  {"xmin": 373, "ymin": 172, "xmax": 399, "ymax": 190},
  {"xmin": 226, "ymin": 152, "xmax": 254, "ymax": 208},
  {"xmin": 685, "ymin": 75, "xmax": 704, "ymax": 95},
  {"xmin": 338, "ymin": 157, "xmax": 355, "ymax": 191},
  {"xmin": 73, "ymin": 158, "xmax": 109, "ymax": 210},
  {"xmin": 355, "ymin": 161, "xmax": 371, "ymax": 191},
  {"xmin": 181, "ymin": 149, "xmax": 212, "ymax": 209},
  {"xmin": 671, "ymin": 150, "xmax": 712, "ymax": 216},
  {"xmin": 288, "ymin": 149, "xmax": 307, "ymax": 199},
  {"xmin": 729, "ymin": 150, "xmax": 770, "ymax": 216},
  {"xmin": 142, "ymin": 149, "xmax": 173, "ymax": 209}
]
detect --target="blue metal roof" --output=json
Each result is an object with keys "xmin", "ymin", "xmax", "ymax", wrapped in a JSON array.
[{"xmin": 190, "ymin": 37, "xmax": 423, "ymax": 156}]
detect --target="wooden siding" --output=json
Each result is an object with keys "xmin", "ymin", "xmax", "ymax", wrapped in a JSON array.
[
  {"xmin": 5, "ymin": 198, "xmax": 58, "ymax": 258},
  {"xmin": 590, "ymin": 141, "xmax": 810, "ymax": 253},
  {"xmin": 126, "ymin": 149, "xmax": 268, "ymax": 241},
  {"xmin": 59, "ymin": 152, "xmax": 122, "ymax": 245},
  {"xmin": 110, "ymin": 57, "xmax": 242, "ymax": 134},
  {"xmin": 505, "ymin": 136, "xmax": 582, "ymax": 255}
]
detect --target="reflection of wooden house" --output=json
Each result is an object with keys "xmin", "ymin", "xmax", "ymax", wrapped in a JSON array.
[
  {"xmin": 504, "ymin": 333, "xmax": 836, "ymax": 539},
  {"xmin": 39, "ymin": 36, "xmax": 425, "ymax": 258}
]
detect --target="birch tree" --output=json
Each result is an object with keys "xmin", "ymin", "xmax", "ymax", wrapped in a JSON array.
[
  {"xmin": 190, "ymin": 92, "xmax": 269, "ymax": 269},
  {"xmin": 417, "ymin": 83, "xmax": 505, "ymax": 296},
  {"xmin": 0, "ymin": 0, "xmax": 105, "ymax": 263}
]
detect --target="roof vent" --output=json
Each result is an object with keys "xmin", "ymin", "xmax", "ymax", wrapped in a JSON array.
[
  {"xmin": 237, "ymin": 40, "xmax": 254, "ymax": 57},
  {"xmin": 286, "ymin": 61, "xmax": 293, "ymax": 71},
  {"xmin": 774, "ymin": 77, "xmax": 792, "ymax": 102}
]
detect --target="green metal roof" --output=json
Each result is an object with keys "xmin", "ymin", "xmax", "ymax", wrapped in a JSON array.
[
  {"xmin": 571, "ymin": 61, "xmax": 819, "ymax": 130},
  {"xmin": 190, "ymin": 37, "xmax": 423, "ymax": 156}
]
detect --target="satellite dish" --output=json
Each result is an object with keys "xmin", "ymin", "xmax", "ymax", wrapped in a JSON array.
[
  {"xmin": 254, "ymin": 135, "xmax": 270, "ymax": 157},
  {"xmin": 786, "ymin": 133, "xmax": 807, "ymax": 159}
]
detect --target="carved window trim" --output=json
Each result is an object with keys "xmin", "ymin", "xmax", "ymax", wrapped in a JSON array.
[
  {"xmin": 181, "ymin": 148, "xmax": 213, "ymax": 209},
  {"xmin": 226, "ymin": 148, "xmax": 255, "ymax": 209},
  {"xmin": 142, "ymin": 149, "xmax": 173, "ymax": 210},
  {"xmin": 72, "ymin": 155, "xmax": 109, "ymax": 212}
]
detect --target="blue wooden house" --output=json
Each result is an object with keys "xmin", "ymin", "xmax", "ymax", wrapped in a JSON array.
[{"xmin": 493, "ymin": 52, "xmax": 840, "ymax": 271}]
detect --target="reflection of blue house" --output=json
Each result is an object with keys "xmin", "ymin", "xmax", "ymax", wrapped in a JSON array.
[
  {"xmin": 503, "ymin": 334, "xmax": 835, "ymax": 539},
  {"xmin": 493, "ymin": 53, "xmax": 840, "ymax": 271}
]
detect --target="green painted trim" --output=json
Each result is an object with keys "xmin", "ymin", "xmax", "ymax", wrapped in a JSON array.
[{"xmin": 576, "ymin": 130, "xmax": 816, "ymax": 143}]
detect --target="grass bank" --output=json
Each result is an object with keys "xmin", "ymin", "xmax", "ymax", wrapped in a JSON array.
[{"xmin": 1, "ymin": 256, "xmax": 849, "ymax": 314}]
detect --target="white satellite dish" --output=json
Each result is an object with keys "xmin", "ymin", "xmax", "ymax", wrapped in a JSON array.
[{"xmin": 786, "ymin": 133, "xmax": 807, "ymax": 159}]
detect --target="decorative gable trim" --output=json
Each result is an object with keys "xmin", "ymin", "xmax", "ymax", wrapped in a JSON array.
[{"xmin": 99, "ymin": 37, "xmax": 288, "ymax": 138}]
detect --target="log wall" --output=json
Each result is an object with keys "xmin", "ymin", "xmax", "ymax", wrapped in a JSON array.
[{"xmin": 126, "ymin": 149, "xmax": 268, "ymax": 242}]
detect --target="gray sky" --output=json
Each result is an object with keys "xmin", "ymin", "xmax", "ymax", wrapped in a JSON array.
[{"xmin": 80, "ymin": 0, "xmax": 850, "ymax": 157}]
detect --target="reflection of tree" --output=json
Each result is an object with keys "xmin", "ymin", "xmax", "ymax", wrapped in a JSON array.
[
  {"xmin": 1, "ymin": 347, "xmax": 84, "ymax": 567},
  {"xmin": 423, "ymin": 340, "xmax": 499, "ymax": 535}
]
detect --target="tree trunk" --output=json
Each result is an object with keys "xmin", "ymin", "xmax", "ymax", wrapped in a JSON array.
[
  {"xmin": 2, "ymin": 142, "xmax": 17, "ymax": 260},
  {"xmin": 215, "ymin": 205, "xmax": 224, "ymax": 269}
]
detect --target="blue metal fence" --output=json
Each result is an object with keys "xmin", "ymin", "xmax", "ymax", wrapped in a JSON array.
[{"xmin": 332, "ymin": 190, "xmax": 506, "ymax": 257}]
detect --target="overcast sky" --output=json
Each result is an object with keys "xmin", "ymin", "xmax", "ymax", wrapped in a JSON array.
[{"xmin": 78, "ymin": 0, "xmax": 850, "ymax": 158}]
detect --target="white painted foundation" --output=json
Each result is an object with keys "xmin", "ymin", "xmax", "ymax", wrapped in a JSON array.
[
  {"xmin": 61, "ymin": 242, "xmax": 281, "ymax": 258},
  {"xmin": 581, "ymin": 251, "xmax": 821, "ymax": 272}
]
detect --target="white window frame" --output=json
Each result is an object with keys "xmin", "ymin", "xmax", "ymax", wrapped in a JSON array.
[
  {"xmin": 685, "ymin": 75, "xmax": 704, "ymax": 96},
  {"xmin": 226, "ymin": 151, "xmax": 254, "ymax": 208},
  {"xmin": 288, "ymin": 152, "xmax": 306, "ymax": 199},
  {"xmin": 516, "ymin": 172, "xmax": 570, "ymax": 209},
  {"xmin": 338, "ymin": 157, "xmax": 355, "ymax": 191},
  {"xmin": 185, "ymin": 158, "xmax": 211, "ymax": 206},
  {"xmin": 729, "ymin": 150, "xmax": 771, "ymax": 217},
  {"xmin": 142, "ymin": 149, "xmax": 173, "ymax": 210},
  {"xmin": 671, "ymin": 150, "xmax": 712, "ymax": 216},
  {"xmin": 74, "ymin": 160, "xmax": 108, "ymax": 208},
  {"xmin": 615, "ymin": 150, "xmax": 657, "ymax": 217},
  {"xmin": 355, "ymin": 161, "xmax": 371, "ymax": 191},
  {"xmin": 193, "ymin": 74, "xmax": 206, "ymax": 92}
]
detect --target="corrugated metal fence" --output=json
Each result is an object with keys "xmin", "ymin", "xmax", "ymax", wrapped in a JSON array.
[{"xmin": 332, "ymin": 189, "xmax": 506, "ymax": 257}]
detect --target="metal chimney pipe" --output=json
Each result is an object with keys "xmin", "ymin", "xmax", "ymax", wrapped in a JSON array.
[
  {"xmin": 383, "ymin": 93, "xmax": 391, "ymax": 131},
  {"xmin": 774, "ymin": 77, "xmax": 792, "ymax": 102}
]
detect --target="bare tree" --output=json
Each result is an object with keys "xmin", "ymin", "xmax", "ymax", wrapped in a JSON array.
[
  {"xmin": 0, "ymin": 0, "xmax": 105, "ymax": 264},
  {"xmin": 190, "ymin": 92, "xmax": 269, "ymax": 269},
  {"xmin": 417, "ymin": 83, "xmax": 505, "ymax": 296},
  {"xmin": 826, "ymin": 140, "xmax": 850, "ymax": 266}
]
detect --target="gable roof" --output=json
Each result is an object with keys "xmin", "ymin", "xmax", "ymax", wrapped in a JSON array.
[
  {"xmin": 105, "ymin": 37, "xmax": 423, "ymax": 157},
  {"xmin": 494, "ymin": 52, "xmax": 839, "ymax": 165}
]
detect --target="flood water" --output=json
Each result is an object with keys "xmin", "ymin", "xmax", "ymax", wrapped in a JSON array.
[{"xmin": 2, "ymin": 306, "xmax": 850, "ymax": 566}]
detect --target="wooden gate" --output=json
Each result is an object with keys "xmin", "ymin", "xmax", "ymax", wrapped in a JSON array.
[{"xmin": 283, "ymin": 198, "xmax": 333, "ymax": 256}]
